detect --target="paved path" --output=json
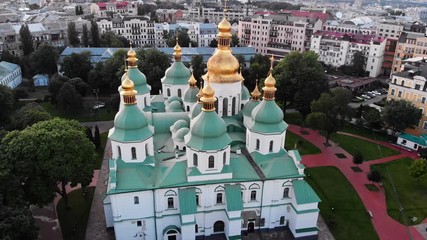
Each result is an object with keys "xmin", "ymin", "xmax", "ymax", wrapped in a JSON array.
[{"xmin": 288, "ymin": 124, "xmax": 424, "ymax": 240}]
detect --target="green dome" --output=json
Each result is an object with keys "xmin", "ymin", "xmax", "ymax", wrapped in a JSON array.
[
  {"xmin": 250, "ymin": 100, "xmax": 288, "ymax": 133},
  {"xmin": 241, "ymin": 85, "xmax": 250, "ymax": 100},
  {"xmin": 119, "ymin": 67, "xmax": 151, "ymax": 94},
  {"xmin": 186, "ymin": 111, "xmax": 232, "ymax": 150},
  {"xmin": 167, "ymin": 96, "xmax": 183, "ymax": 104},
  {"xmin": 161, "ymin": 62, "xmax": 191, "ymax": 85},
  {"xmin": 241, "ymin": 100, "xmax": 260, "ymax": 117},
  {"xmin": 171, "ymin": 119, "xmax": 189, "ymax": 132},
  {"xmin": 169, "ymin": 101, "xmax": 184, "ymax": 112},
  {"xmin": 184, "ymin": 86, "xmax": 200, "ymax": 103},
  {"xmin": 110, "ymin": 104, "xmax": 153, "ymax": 142},
  {"xmin": 191, "ymin": 103, "xmax": 202, "ymax": 119},
  {"xmin": 176, "ymin": 127, "xmax": 190, "ymax": 141}
]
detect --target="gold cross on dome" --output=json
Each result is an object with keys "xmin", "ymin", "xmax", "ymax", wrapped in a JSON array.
[
  {"xmin": 270, "ymin": 55, "xmax": 274, "ymax": 69},
  {"xmin": 223, "ymin": 0, "xmax": 228, "ymax": 17}
]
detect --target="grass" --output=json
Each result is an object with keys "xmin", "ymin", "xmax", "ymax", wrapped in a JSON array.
[
  {"xmin": 41, "ymin": 102, "xmax": 116, "ymax": 122},
  {"xmin": 365, "ymin": 184, "xmax": 380, "ymax": 192},
  {"xmin": 371, "ymin": 158, "xmax": 427, "ymax": 225},
  {"xmin": 57, "ymin": 187, "xmax": 95, "ymax": 240},
  {"xmin": 284, "ymin": 112, "xmax": 304, "ymax": 126},
  {"xmin": 330, "ymin": 133, "xmax": 400, "ymax": 161},
  {"xmin": 305, "ymin": 167, "xmax": 379, "ymax": 240},
  {"xmin": 285, "ymin": 131, "xmax": 321, "ymax": 155},
  {"xmin": 94, "ymin": 132, "xmax": 108, "ymax": 170},
  {"xmin": 339, "ymin": 123, "xmax": 390, "ymax": 142}
]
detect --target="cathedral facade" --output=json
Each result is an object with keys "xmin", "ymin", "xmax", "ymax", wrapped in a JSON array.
[{"xmin": 103, "ymin": 13, "xmax": 320, "ymax": 240}]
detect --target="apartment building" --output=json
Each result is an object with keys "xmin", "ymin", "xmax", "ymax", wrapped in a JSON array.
[
  {"xmin": 185, "ymin": 6, "xmax": 253, "ymax": 22},
  {"xmin": 377, "ymin": 21, "xmax": 404, "ymax": 39},
  {"xmin": 391, "ymin": 31, "xmax": 425, "ymax": 74},
  {"xmin": 90, "ymin": 1, "xmax": 137, "ymax": 17},
  {"xmin": 311, "ymin": 31, "xmax": 386, "ymax": 77},
  {"xmin": 323, "ymin": 22, "xmax": 376, "ymax": 35},
  {"xmin": 387, "ymin": 59, "xmax": 427, "ymax": 136},
  {"xmin": 97, "ymin": 16, "xmax": 155, "ymax": 47},
  {"xmin": 238, "ymin": 11, "xmax": 324, "ymax": 59},
  {"xmin": 153, "ymin": 22, "xmax": 216, "ymax": 48},
  {"xmin": 156, "ymin": 9, "xmax": 184, "ymax": 23},
  {"xmin": 382, "ymin": 38, "xmax": 398, "ymax": 76}
]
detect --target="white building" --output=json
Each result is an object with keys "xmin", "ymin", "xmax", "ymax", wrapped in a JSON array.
[
  {"xmin": 376, "ymin": 21, "xmax": 404, "ymax": 39},
  {"xmin": 90, "ymin": 1, "xmax": 137, "ymax": 17},
  {"xmin": 311, "ymin": 31, "xmax": 386, "ymax": 78},
  {"xmin": 104, "ymin": 14, "xmax": 320, "ymax": 240},
  {"xmin": 0, "ymin": 61, "xmax": 22, "ymax": 89}
]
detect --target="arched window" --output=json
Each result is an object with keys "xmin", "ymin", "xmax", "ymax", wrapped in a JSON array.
[
  {"xmin": 401, "ymin": 80, "xmax": 405, "ymax": 86},
  {"xmin": 223, "ymin": 152, "xmax": 226, "ymax": 164},
  {"xmin": 256, "ymin": 139, "xmax": 260, "ymax": 150},
  {"xmin": 187, "ymin": 106, "xmax": 190, "ymax": 111},
  {"xmin": 134, "ymin": 196, "xmax": 139, "ymax": 204},
  {"xmin": 283, "ymin": 187, "xmax": 290, "ymax": 198},
  {"xmin": 280, "ymin": 216, "xmax": 285, "ymax": 225},
  {"xmin": 214, "ymin": 100, "xmax": 218, "ymax": 113},
  {"xmin": 118, "ymin": 146, "xmax": 121, "ymax": 158},
  {"xmin": 213, "ymin": 221, "xmax": 225, "ymax": 232},
  {"xmin": 250, "ymin": 190, "xmax": 256, "ymax": 201},
  {"xmin": 131, "ymin": 147, "xmax": 137, "ymax": 159},
  {"xmin": 167, "ymin": 197, "xmax": 174, "ymax": 208},
  {"xmin": 167, "ymin": 88, "xmax": 171, "ymax": 96},
  {"xmin": 195, "ymin": 224, "xmax": 198, "ymax": 233},
  {"xmin": 208, "ymin": 156, "xmax": 215, "ymax": 168},
  {"xmin": 232, "ymin": 97, "xmax": 236, "ymax": 114},
  {"xmin": 223, "ymin": 98, "xmax": 228, "ymax": 116},
  {"xmin": 196, "ymin": 195, "xmax": 199, "ymax": 206},
  {"xmin": 178, "ymin": 89, "xmax": 182, "ymax": 97},
  {"xmin": 216, "ymin": 193, "xmax": 223, "ymax": 204},
  {"xmin": 145, "ymin": 144, "xmax": 149, "ymax": 156},
  {"xmin": 193, "ymin": 153, "xmax": 198, "ymax": 167},
  {"xmin": 269, "ymin": 140, "xmax": 274, "ymax": 152}
]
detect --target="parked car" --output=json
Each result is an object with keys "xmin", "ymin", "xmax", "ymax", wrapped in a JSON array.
[{"xmin": 361, "ymin": 94, "xmax": 371, "ymax": 99}]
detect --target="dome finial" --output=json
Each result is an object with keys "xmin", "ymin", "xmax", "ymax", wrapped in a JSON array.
[
  {"xmin": 223, "ymin": 0, "xmax": 227, "ymax": 18},
  {"xmin": 121, "ymin": 72, "xmax": 137, "ymax": 105},
  {"xmin": 263, "ymin": 56, "xmax": 277, "ymax": 100},
  {"xmin": 201, "ymin": 75, "xmax": 216, "ymax": 111},
  {"xmin": 251, "ymin": 79, "xmax": 261, "ymax": 100},
  {"xmin": 188, "ymin": 73, "xmax": 197, "ymax": 87},
  {"xmin": 197, "ymin": 80, "xmax": 204, "ymax": 102},
  {"xmin": 124, "ymin": 54, "xmax": 128, "ymax": 73},
  {"xmin": 173, "ymin": 33, "xmax": 182, "ymax": 62},
  {"xmin": 127, "ymin": 40, "xmax": 138, "ymax": 67}
]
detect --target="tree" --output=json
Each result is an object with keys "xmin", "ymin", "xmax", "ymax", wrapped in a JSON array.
[
  {"xmin": 165, "ymin": 28, "xmax": 192, "ymax": 47},
  {"xmin": 306, "ymin": 88, "xmax": 353, "ymax": 144},
  {"xmin": 94, "ymin": 125, "xmax": 100, "ymax": 149},
  {"xmin": 82, "ymin": 24, "xmax": 89, "ymax": 47},
  {"xmin": 409, "ymin": 159, "xmax": 427, "ymax": 182},
  {"xmin": 90, "ymin": 20, "xmax": 100, "ymax": 47},
  {"xmin": 0, "ymin": 85, "xmax": 14, "ymax": 127},
  {"xmin": 274, "ymin": 51, "xmax": 328, "ymax": 116},
  {"xmin": 138, "ymin": 49, "xmax": 172, "ymax": 93},
  {"xmin": 85, "ymin": 126, "xmax": 94, "ymax": 145},
  {"xmin": 191, "ymin": 55, "xmax": 206, "ymax": 82},
  {"xmin": 367, "ymin": 169, "xmax": 382, "ymax": 184},
  {"xmin": 100, "ymin": 49, "xmax": 127, "ymax": 90},
  {"xmin": 419, "ymin": 148, "xmax": 427, "ymax": 159},
  {"xmin": 362, "ymin": 107, "xmax": 382, "ymax": 130},
  {"xmin": 88, "ymin": 62, "xmax": 104, "ymax": 90},
  {"xmin": 248, "ymin": 54, "xmax": 270, "ymax": 83},
  {"xmin": 48, "ymin": 74, "xmax": 68, "ymax": 104},
  {"xmin": 1, "ymin": 118, "xmax": 95, "ymax": 207},
  {"xmin": 61, "ymin": 52, "xmax": 92, "ymax": 81},
  {"xmin": 29, "ymin": 44, "xmax": 59, "ymax": 75},
  {"xmin": 209, "ymin": 39, "xmax": 218, "ymax": 47},
  {"xmin": 100, "ymin": 32, "xmax": 128, "ymax": 47},
  {"xmin": 351, "ymin": 51, "xmax": 366, "ymax": 77},
  {"xmin": 353, "ymin": 151, "xmax": 364, "ymax": 166},
  {"xmin": 0, "ymin": 203, "xmax": 38, "ymax": 240},
  {"xmin": 231, "ymin": 34, "xmax": 239, "ymax": 47},
  {"xmin": 57, "ymin": 82, "xmax": 82, "ymax": 111},
  {"xmin": 19, "ymin": 24, "xmax": 34, "ymax": 56},
  {"xmin": 382, "ymin": 99, "xmax": 422, "ymax": 135},
  {"xmin": 68, "ymin": 77, "xmax": 89, "ymax": 97},
  {"xmin": 67, "ymin": 22, "xmax": 79, "ymax": 47},
  {"xmin": 11, "ymin": 102, "xmax": 52, "ymax": 130}
]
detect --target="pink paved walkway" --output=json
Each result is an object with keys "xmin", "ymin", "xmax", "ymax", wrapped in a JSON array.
[{"xmin": 288, "ymin": 124, "xmax": 424, "ymax": 240}]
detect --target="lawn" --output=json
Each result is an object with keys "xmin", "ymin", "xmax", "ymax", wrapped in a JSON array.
[
  {"xmin": 41, "ymin": 102, "xmax": 116, "ymax": 122},
  {"xmin": 305, "ymin": 167, "xmax": 379, "ymax": 240},
  {"xmin": 284, "ymin": 112, "xmax": 304, "ymax": 126},
  {"xmin": 285, "ymin": 131, "xmax": 321, "ymax": 155},
  {"xmin": 94, "ymin": 132, "xmax": 109, "ymax": 170},
  {"xmin": 57, "ymin": 187, "xmax": 95, "ymax": 240},
  {"xmin": 339, "ymin": 123, "xmax": 390, "ymax": 142},
  {"xmin": 330, "ymin": 133, "xmax": 400, "ymax": 161},
  {"xmin": 371, "ymin": 158, "xmax": 427, "ymax": 225}
]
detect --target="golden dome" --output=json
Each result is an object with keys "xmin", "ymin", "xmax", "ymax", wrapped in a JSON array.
[
  {"xmin": 201, "ymin": 75, "xmax": 216, "ymax": 112},
  {"xmin": 262, "ymin": 56, "xmax": 277, "ymax": 100},
  {"xmin": 197, "ymin": 81, "xmax": 204, "ymax": 102},
  {"xmin": 122, "ymin": 74, "xmax": 134, "ymax": 91},
  {"xmin": 218, "ymin": 18, "xmax": 232, "ymax": 33},
  {"xmin": 251, "ymin": 80, "xmax": 261, "ymax": 99},
  {"xmin": 121, "ymin": 73, "xmax": 137, "ymax": 105},
  {"xmin": 173, "ymin": 37, "xmax": 182, "ymax": 62},
  {"xmin": 127, "ymin": 45, "xmax": 138, "ymax": 67},
  {"xmin": 188, "ymin": 73, "xmax": 197, "ymax": 87}
]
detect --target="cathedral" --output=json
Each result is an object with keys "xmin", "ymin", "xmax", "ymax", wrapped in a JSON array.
[{"xmin": 103, "ymin": 12, "xmax": 321, "ymax": 240}]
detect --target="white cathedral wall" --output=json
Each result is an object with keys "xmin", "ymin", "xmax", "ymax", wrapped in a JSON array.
[
  {"xmin": 211, "ymin": 82, "xmax": 242, "ymax": 117},
  {"xmin": 110, "ymin": 137, "xmax": 154, "ymax": 163},
  {"xmin": 185, "ymin": 146, "xmax": 231, "ymax": 174},
  {"xmin": 114, "ymin": 218, "xmax": 156, "ymax": 240},
  {"xmin": 162, "ymin": 84, "xmax": 188, "ymax": 99},
  {"xmin": 246, "ymin": 130, "xmax": 286, "ymax": 154},
  {"xmin": 183, "ymin": 102, "xmax": 197, "ymax": 112},
  {"xmin": 155, "ymin": 215, "xmax": 182, "ymax": 240}
]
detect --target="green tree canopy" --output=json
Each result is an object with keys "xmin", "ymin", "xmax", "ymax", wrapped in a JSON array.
[
  {"xmin": 0, "ymin": 85, "xmax": 14, "ymax": 127},
  {"xmin": 19, "ymin": 24, "xmax": 34, "ymax": 56},
  {"xmin": 100, "ymin": 31, "xmax": 128, "ymax": 47},
  {"xmin": 100, "ymin": 49, "xmax": 127, "ymax": 90},
  {"xmin": 0, "ymin": 203, "xmax": 38, "ymax": 240},
  {"xmin": 362, "ymin": 107, "xmax": 382, "ymax": 130},
  {"xmin": 165, "ymin": 28, "xmax": 195, "ymax": 47},
  {"xmin": 353, "ymin": 151, "xmax": 364, "ymax": 166},
  {"xmin": 190, "ymin": 55, "xmax": 206, "ymax": 82},
  {"xmin": 409, "ymin": 158, "xmax": 427, "ymax": 182},
  {"xmin": 367, "ymin": 169, "xmax": 382, "ymax": 184},
  {"xmin": 306, "ymin": 88, "xmax": 353, "ymax": 144},
  {"xmin": 274, "ymin": 51, "xmax": 328, "ymax": 117},
  {"xmin": 11, "ymin": 102, "xmax": 52, "ymax": 130},
  {"xmin": 1, "ymin": 118, "xmax": 95, "ymax": 207},
  {"xmin": 61, "ymin": 52, "xmax": 92, "ymax": 81},
  {"xmin": 82, "ymin": 24, "xmax": 89, "ymax": 47},
  {"xmin": 351, "ymin": 51, "xmax": 366, "ymax": 77},
  {"xmin": 68, "ymin": 77, "xmax": 89, "ymax": 97},
  {"xmin": 67, "ymin": 22, "xmax": 79, "ymax": 47},
  {"xmin": 57, "ymin": 82, "xmax": 82, "ymax": 111},
  {"xmin": 231, "ymin": 34, "xmax": 239, "ymax": 47},
  {"xmin": 29, "ymin": 44, "xmax": 59, "ymax": 75},
  {"xmin": 48, "ymin": 74, "xmax": 68, "ymax": 104},
  {"xmin": 137, "ymin": 48, "xmax": 171, "ymax": 93},
  {"xmin": 90, "ymin": 20, "xmax": 100, "ymax": 47},
  {"xmin": 382, "ymin": 99, "xmax": 422, "ymax": 135}
]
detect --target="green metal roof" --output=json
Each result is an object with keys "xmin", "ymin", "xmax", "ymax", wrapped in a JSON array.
[
  {"xmin": 293, "ymin": 179, "xmax": 321, "ymax": 204},
  {"xmin": 178, "ymin": 188, "xmax": 197, "ymax": 215},
  {"xmin": 399, "ymin": 133, "xmax": 427, "ymax": 146},
  {"xmin": 152, "ymin": 112, "xmax": 190, "ymax": 133},
  {"xmin": 225, "ymin": 184, "xmax": 243, "ymax": 211},
  {"xmin": 161, "ymin": 62, "xmax": 191, "ymax": 85},
  {"xmin": 169, "ymin": 101, "xmax": 184, "ymax": 112},
  {"xmin": 250, "ymin": 100, "xmax": 288, "ymax": 134},
  {"xmin": 191, "ymin": 103, "xmax": 202, "ymax": 119},
  {"xmin": 126, "ymin": 67, "xmax": 151, "ymax": 94},
  {"xmin": 241, "ymin": 100, "xmax": 260, "ymax": 117},
  {"xmin": 251, "ymin": 150, "xmax": 301, "ymax": 180},
  {"xmin": 184, "ymin": 86, "xmax": 199, "ymax": 103},
  {"xmin": 241, "ymin": 85, "xmax": 250, "ymax": 100},
  {"xmin": 186, "ymin": 111, "xmax": 232, "ymax": 150},
  {"xmin": 109, "ymin": 104, "xmax": 154, "ymax": 142},
  {"xmin": 289, "ymin": 150, "xmax": 302, "ymax": 161}
]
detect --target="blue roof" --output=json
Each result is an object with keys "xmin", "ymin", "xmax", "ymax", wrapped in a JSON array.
[
  {"xmin": 399, "ymin": 133, "xmax": 427, "ymax": 146},
  {"xmin": 0, "ymin": 61, "xmax": 20, "ymax": 72}
]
